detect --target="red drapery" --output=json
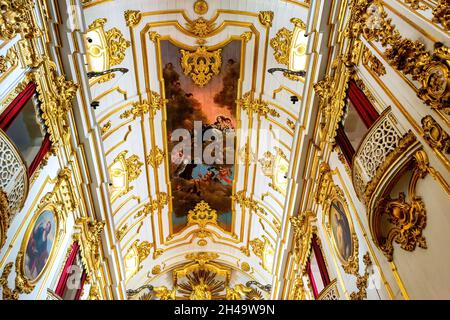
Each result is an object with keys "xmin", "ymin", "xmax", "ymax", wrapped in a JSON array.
[
  {"xmin": 28, "ymin": 134, "xmax": 51, "ymax": 176},
  {"xmin": 311, "ymin": 234, "xmax": 330, "ymax": 286},
  {"xmin": 336, "ymin": 80, "xmax": 379, "ymax": 165},
  {"xmin": 347, "ymin": 80, "xmax": 379, "ymax": 128},
  {"xmin": 55, "ymin": 242, "xmax": 86, "ymax": 300},
  {"xmin": 0, "ymin": 82, "xmax": 51, "ymax": 176},
  {"xmin": 335, "ymin": 125, "xmax": 355, "ymax": 166},
  {"xmin": 307, "ymin": 235, "xmax": 330, "ymax": 299},
  {"xmin": 0, "ymin": 82, "xmax": 37, "ymax": 130},
  {"xmin": 306, "ymin": 260, "xmax": 319, "ymax": 299}
]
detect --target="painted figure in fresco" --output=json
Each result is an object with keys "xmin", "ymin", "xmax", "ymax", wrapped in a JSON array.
[
  {"xmin": 331, "ymin": 201, "xmax": 352, "ymax": 261},
  {"xmin": 26, "ymin": 219, "xmax": 52, "ymax": 278}
]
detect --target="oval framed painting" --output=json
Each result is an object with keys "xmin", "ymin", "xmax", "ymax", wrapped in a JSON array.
[
  {"xmin": 329, "ymin": 199, "xmax": 354, "ymax": 262},
  {"xmin": 19, "ymin": 206, "xmax": 59, "ymax": 284},
  {"xmin": 326, "ymin": 194, "xmax": 359, "ymax": 275}
]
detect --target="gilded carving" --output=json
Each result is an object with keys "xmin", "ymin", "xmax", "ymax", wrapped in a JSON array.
[
  {"xmin": 0, "ymin": 189, "xmax": 8, "ymax": 249},
  {"xmin": 233, "ymin": 190, "xmax": 267, "ymax": 216},
  {"xmin": 146, "ymin": 146, "xmax": 165, "ymax": 168},
  {"xmin": 121, "ymin": 92, "xmax": 165, "ymax": 119},
  {"xmin": 362, "ymin": 47, "xmax": 386, "ymax": 76},
  {"xmin": 290, "ymin": 211, "xmax": 317, "ymax": 269},
  {"xmin": 180, "ymin": 46, "xmax": 222, "ymax": 87},
  {"xmin": 421, "ymin": 115, "xmax": 450, "ymax": 154},
  {"xmin": 101, "ymin": 121, "xmax": 112, "ymax": 135},
  {"xmin": 124, "ymin": 10, "xmax": 142, "ymax": 27},
  {"xmin": 124, "ymin": 240, "xmax": 152, "ymax": 281},
  {"xmin": 350, "ymin": 253, "xmax": 372, "ymax": 300},
  {"xmin": 270, "ymin": 27, "xmax": 293, "ymax": 66},
  {"xmin": 237, "ymin": 92, "xmax": 280, "ymax": 119},
  {"xmin": 0, "ymin": 47, "xmax": 18, "ymax": 81},
  {"xmin": 316, "ymin": 163, "xmax": 360, "ymax": 275},
  {"xmin": 249, "ymin": 235, "xmax": 274, "ymax": 272},
  {"xmin": 31, "ymin": 58, "xmax": 78, "ymax": 150},
  {"xmin": 88, "ymin": 18, "xmax": 130, "ymax": 66},
  {"xmin": 0, "ymin": 0, "xmax": 35, "ymax": 40},
  {"xmin": 134, "ymin": 193, "xmax": 168, "ymax": 219},
  {"xmin": 432, "ymin": 0, "xmax": 450, "ymax": 30},
  {"xmin": 258, "ymin": 11, "xmax": 274, "ymax": 27},
  {"xmin": 194, "ymin": 0, "xmax": 209, "ymax": 15},
  {"xmin": 187, "ymin": 200, "xmax": 218, "ymax": 230},
  {"xmin": 361, "ymin": 1, "xmax": 449, "ymax": 113},
  {"xmin": 258, "ymin": 148, "xmax": 289, "ymax": 194},
  {"xmin": 269, "ymin": 18, "xmax": 306, "ymax": 81},
  {"xmin": 73, "ymin": 217, "xmax": 105, "ymax": 278},
  {"xmin": 186, "ymin": 17, "xmax": 215, "ymax": 37},
  {"xmin": 108, "ymin": 151, "xmax": 143, "ymax": 202},
  {"xmin": 373, "ymin": 150, "xmax": 429, "ymax": 261}
]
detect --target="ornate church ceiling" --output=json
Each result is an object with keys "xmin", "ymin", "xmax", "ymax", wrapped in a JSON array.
[{"xmin": 80, "ymin": 0, "xmax": 311, "ymax": 296}]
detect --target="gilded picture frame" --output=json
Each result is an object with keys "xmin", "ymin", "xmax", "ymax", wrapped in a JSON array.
[
  {"xmin": 323, "ymin": 187, "xmax": 359, "ymax": 275},
  {"xmin": 16, "ymin": 198, "xmax": 65, "ymax": 291}
]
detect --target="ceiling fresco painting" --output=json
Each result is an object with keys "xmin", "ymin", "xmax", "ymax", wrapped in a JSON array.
[{"xmin": 162, "ymin": 40, "xmax": 242, "ymax": 234}]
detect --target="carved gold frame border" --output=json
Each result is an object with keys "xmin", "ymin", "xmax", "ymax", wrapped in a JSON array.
[{"xmin": 15, "ymin": 194, "xmax": 66, "ymax": 292}]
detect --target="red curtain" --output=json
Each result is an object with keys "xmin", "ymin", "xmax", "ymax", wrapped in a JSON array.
[
  {"xmin": 311, "ymin": 234, "xmax": 330, "ymax": 286},
  {"xmin": 335, "ymin": 125, "xmax": 355, "ymax": 166},
  {"xmin": 307, "ymin": 235, "xmax": 330, "ymax": 299},
  {"xmin": 306, "ymin": 260, "xmax": 319, "ymax": 299},
  {"xmin": 28, "ymin": 134, "xmax": 51, "ymax": 176},
  {"xmin": 55, "ymin": 242, "xmax": 86, "ymax": 300},
  {"xmin": 347, "ymin": 80, "xmax": 379, "ymax": 128},
  {"xmin": 0, "ymin": 82, "xmax": 51, "ymax": 176},
  {"xmin": 0, "ymin": 82, "xmax": 37, "ymax": 130}
]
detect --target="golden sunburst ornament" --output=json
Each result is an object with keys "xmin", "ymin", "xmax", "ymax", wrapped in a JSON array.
[{"xmin": 177, "ymin": 270, "xmax": 225, "ymax": 300}]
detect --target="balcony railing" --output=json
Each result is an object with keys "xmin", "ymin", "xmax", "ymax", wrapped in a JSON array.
[
  {"xmin": 0, "ymin": 128, "xmax": 28, "ymax": 247},
  {"xmin": 352, "ymin": 108, "xmax": 409, "ymax": 203},
  {"xmin": 318, "ymin": 279, "xmax": 339, "ymax": 300}
]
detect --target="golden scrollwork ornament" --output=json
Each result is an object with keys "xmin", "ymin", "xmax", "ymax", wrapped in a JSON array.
[{"xmin": 180, "ymin": 46, "xmax": 222, "ymax": 87}]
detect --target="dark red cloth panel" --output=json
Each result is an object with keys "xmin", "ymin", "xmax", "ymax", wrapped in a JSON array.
[
  {"xmin": 306, "ymin": 260, "xmax": 319, "ymax": 299},
  {"xmin": 55, "ymin": 242, "xmax": 80, "ymax": 297},
  {"xmin": 28, "ymin": 134, "xmax": 51, "ymax": 176},
  {"xmin": 347, "ymin": 80, "xmax": 379, "ymax": 128},
  {"xmin": 335, "ymin": 125, "xmax": 355, "ymax": 167},
  {"xmin": 311, "ymin": 234, "xmax": 331, "ymax": 287},
  {"xmin": 74, "ymin": 270, "xmax": 87, "ymax": 300},
  {"xmin": 0, "ymin": 82, "xmax": 37, "ymax": 130}
]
